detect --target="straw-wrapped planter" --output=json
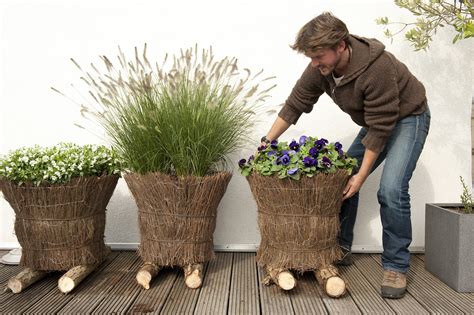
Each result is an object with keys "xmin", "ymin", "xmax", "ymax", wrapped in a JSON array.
[
  {"xmin": 248, "ymin": 170, "xmax": 348, "ymax": 270},
  {"xmin": 0, "ymin": 144, "xmax": 121, "ymax": 294},
  {"xmin": 125, "ymin": 171, "xmax": 232, "ymax": 288},
  {"xmin": 240, "ymin": 136, "xmax": 357, "ymax": 297},
  {"xmin": 0, "ymin": 175, "xmax": 118, "ymax": 270}
]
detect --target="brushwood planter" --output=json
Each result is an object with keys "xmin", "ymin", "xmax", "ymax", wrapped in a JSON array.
[
  {"xmin": 0, "ymin": 175, "xmax": 119, "ymax": 271},
  {"xmin": 125, "ymin": 171, "xmax": 232, "ymax": 266},
  {"xmin": 247, "ymin": 170, "xmax": 349, "ymax": 271},
  {"xmin": 425, "ymin": 203, "xmax": 474, "ymax": 292}
]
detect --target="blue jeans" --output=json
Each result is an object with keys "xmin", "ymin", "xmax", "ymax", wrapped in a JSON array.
[{"xmin": 338, "ymin": 108, "xmax": 431, "ymax": 273}]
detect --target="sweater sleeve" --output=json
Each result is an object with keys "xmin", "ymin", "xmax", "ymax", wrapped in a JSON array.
[
  {"xmin": 278, "ymin": 63, "xmax": 325, "ymax": 125},
  {"xmin": 361, "ymin": 55, "xmax": 400, "ymax": 152}
]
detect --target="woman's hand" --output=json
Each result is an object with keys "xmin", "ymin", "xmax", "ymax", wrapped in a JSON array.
[{"xmin": 342, "ymin": 173, "xmax": 367, "ymax": 200}]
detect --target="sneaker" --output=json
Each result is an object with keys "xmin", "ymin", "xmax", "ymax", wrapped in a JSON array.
[
  {"xmin": 381, "ymin": 269, "xmax": 407, "ymax": 299},
  {"xmin": 0, "ymin": 248, "xmax": 22, "ymax": 265},
  {"xmin": 335, "ymin": 245, "xmax": 353, "ymax": 266}
]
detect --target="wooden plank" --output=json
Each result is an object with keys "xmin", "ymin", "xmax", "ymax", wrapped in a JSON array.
[
  {"xmin": 371, "ymin": 254, "xmax": 464, "ymax": 314},
  {"xmin": 415, "ymin": 254, "xmax": 424, "ymax": 261},
  {"xmin": 57, "ymin": 251, "xmax": 139, "ymax": 314},
  {"xmin": 0, "ymin": 265, "xmax": 24, "ymax": 284},
  {"xmin": 257, "ymin": 265, "xmax": 294, "ymax": 315},
  {"xmin": 194, "ymin": 252, "xmax": 233, "ymax": 314},
  {"xmin": 315, "ymin": 272, "xmax": 361, "ymax": 315},
  {"xmin": 290, "ymin": 273, "xmax": 328, "ymax": 315},
  {"xmin": 23, "ymin": 252, "xmax": 120, "ymax": 314},
  {"xmin": 339, "ymin": 264, "xmax": 395, "ymax": 314},
  {"xmin": 228, "ymin": 252, "xmax": 259, "ymax": 315},
  {"xmin": 126, "ymin": 268, "xmax": 178, "ymax": 314},
  {"xmin": 353, "ymin": 255, "xmax": 429, "ymax": 315},
  {"xmin": 0, "ymin": 273, "xmax": 59, "ymax": 314},
  {"xmin": 409, "ymin": 254, "xmax": 473, "ymax": 313},
  {"xmin": 91, "ymin": 258, "xmax": 143, "ymax": 314},
  {"xmin": 160, "ymin": 263, "xmax": 208, "ymax": 315}
]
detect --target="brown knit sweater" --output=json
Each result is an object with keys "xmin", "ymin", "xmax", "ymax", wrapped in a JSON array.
[{"xmin": 278, "ymin": 34, "xmax": 428, "ymax": 152}]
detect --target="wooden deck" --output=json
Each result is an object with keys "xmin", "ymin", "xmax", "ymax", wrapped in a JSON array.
[{"xmin": 0, "ymin": 251, "xmax": 472, "ymax": 314}]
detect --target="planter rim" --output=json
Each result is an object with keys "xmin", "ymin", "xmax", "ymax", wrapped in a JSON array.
[
  {"xmin": 0, "ymin": 173, "xmax": 120, "ymax": 187},
  {"xmin": 426, "ymin": 203, "xmax": 474, "ymax": 216},
  {"xmin": 124, "ymin": 170, "xmax": 233, "ymax": 178}
]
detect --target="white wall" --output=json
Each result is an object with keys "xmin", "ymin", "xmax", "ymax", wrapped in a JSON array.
[{"xmin": 1, "ymin": 0, "xmax": 472, "ymax": 252}]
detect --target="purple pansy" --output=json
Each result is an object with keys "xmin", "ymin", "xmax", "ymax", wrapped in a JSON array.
[
  {"xmin": 270, "ymin": 140, "xmax": 278, "ymax": 149},
  {"xmin": 334, "ymin": 142, "xmax": 343, "ymax": 157},
  {"xmin": 279, "ymin": 154, "xmax": 290, "ymax": 166},
  {"xmin": 257, "ymin": 144, "xmax": 267, "ymax": 152},
  {"xmin": 303, "ymin": 156, "xmax": 317, "ymax": 167},
  {"xmin": 267, "ymin": 151, "xmax": 277, "ymax": 157},
  {"xmin": 289, "ymin": 140, "xmax": 300, "ymax": 152},
  {"xmin": 248, "ymin": 155, "xmax": 255, "ymax": 162},
  {"xmin": 287, "ymin": 167, "xmax": 298, "ymax": 175},
  {"xmin": 314, "ymin": 138, "xmax": 328, "ymax": 150},
  {"xmin": 238, "ymin": 159, "xmax": 246, "ymax": 168},
  {"xmin": 299, "ymin": 135, "xmax": 308, "ymax": 145},
  {"xmin": 309, "ymin": 147, "xmax": 319, "ymax": 157},
  {"xmin": 322, "ymin": 156, "xmax": 332, "ymax": 168}
]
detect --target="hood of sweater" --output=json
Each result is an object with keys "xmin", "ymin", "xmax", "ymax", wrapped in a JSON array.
[{"xmin": 335, "ymin": 34, "xmax": 386, "ymax": 86}]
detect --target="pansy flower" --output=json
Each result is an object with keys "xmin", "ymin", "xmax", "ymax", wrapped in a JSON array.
[
  {"xmin": 322, "ymin": 156, "xmax": 332, "ymax": 168},
  {"xmin": 279, "ymin": 154, "xmax": 290, "ymax": 166},
  {"xmin": 314, "ymin": 138, "xmax": 328, "ymax": 150},
  {"xmin": 270, "ymin": 140, "xmax": 278, "ymax": 149},
  {"xmin": 289, "ymin": 140, "xmax": 300, "ymax": 152},
  {"xmin": 303, "ymin": 156, "xmax": 317, "ymax": 167},
  {"xmin": 335, "ymin": 142, "xmax": 343, "ymax": 157},
  {"xmin": 287, "ymin": 167, "xmax": 298, "ymax": 175},
  {"xmin": 309, "ymin": 147, "xmax": 319, "ymax": 157},
  {"xmin": 299, "ymin": 135, "xmax": 308, "ymax": 145}
]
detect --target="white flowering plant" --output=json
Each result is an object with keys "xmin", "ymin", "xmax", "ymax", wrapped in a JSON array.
[{"xmin": 0, "ymin": 143, "xmax": 122, "ymax": 186}]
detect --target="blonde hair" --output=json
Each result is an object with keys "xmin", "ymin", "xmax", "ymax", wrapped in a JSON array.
[{"xmin": 291, "ymin": 12, "xmax": 350, "ymax": 52}]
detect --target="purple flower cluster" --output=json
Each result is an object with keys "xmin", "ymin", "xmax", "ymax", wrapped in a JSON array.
[{"xmin": 238, "ymin": 136, "xmax": 351, "ymax": 177}]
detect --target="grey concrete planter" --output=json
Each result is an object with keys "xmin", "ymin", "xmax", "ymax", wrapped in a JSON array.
[{"xmin": 425, "ymin": 203, "xmax": 474, "ymax": 292}]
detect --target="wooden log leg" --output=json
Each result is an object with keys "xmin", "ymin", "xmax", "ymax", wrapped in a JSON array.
[
  {"xmin": 7, "ymin": 268, "xmax": 49, "ymax": 293},
  {"xmin": 136, "ymin": 263, "xmax": 161, "ymax": 290},
  {"xmin": 264, "ymin": 266, "xmax": 296, "ymax": 291},
  {"xmin": 314, "ymin": 264, "xmax": 347, "ymax": 298},
  {"xmin": 57, "ymin": 245, "xmax": 111, "ymax": 294},
  {"xmin": 184, "ymin": 263, "xmax": 203, "ymax": 289},
  {"xmin": 58, "ymin": 263, "xmax": 99, "ymax": 294}
]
